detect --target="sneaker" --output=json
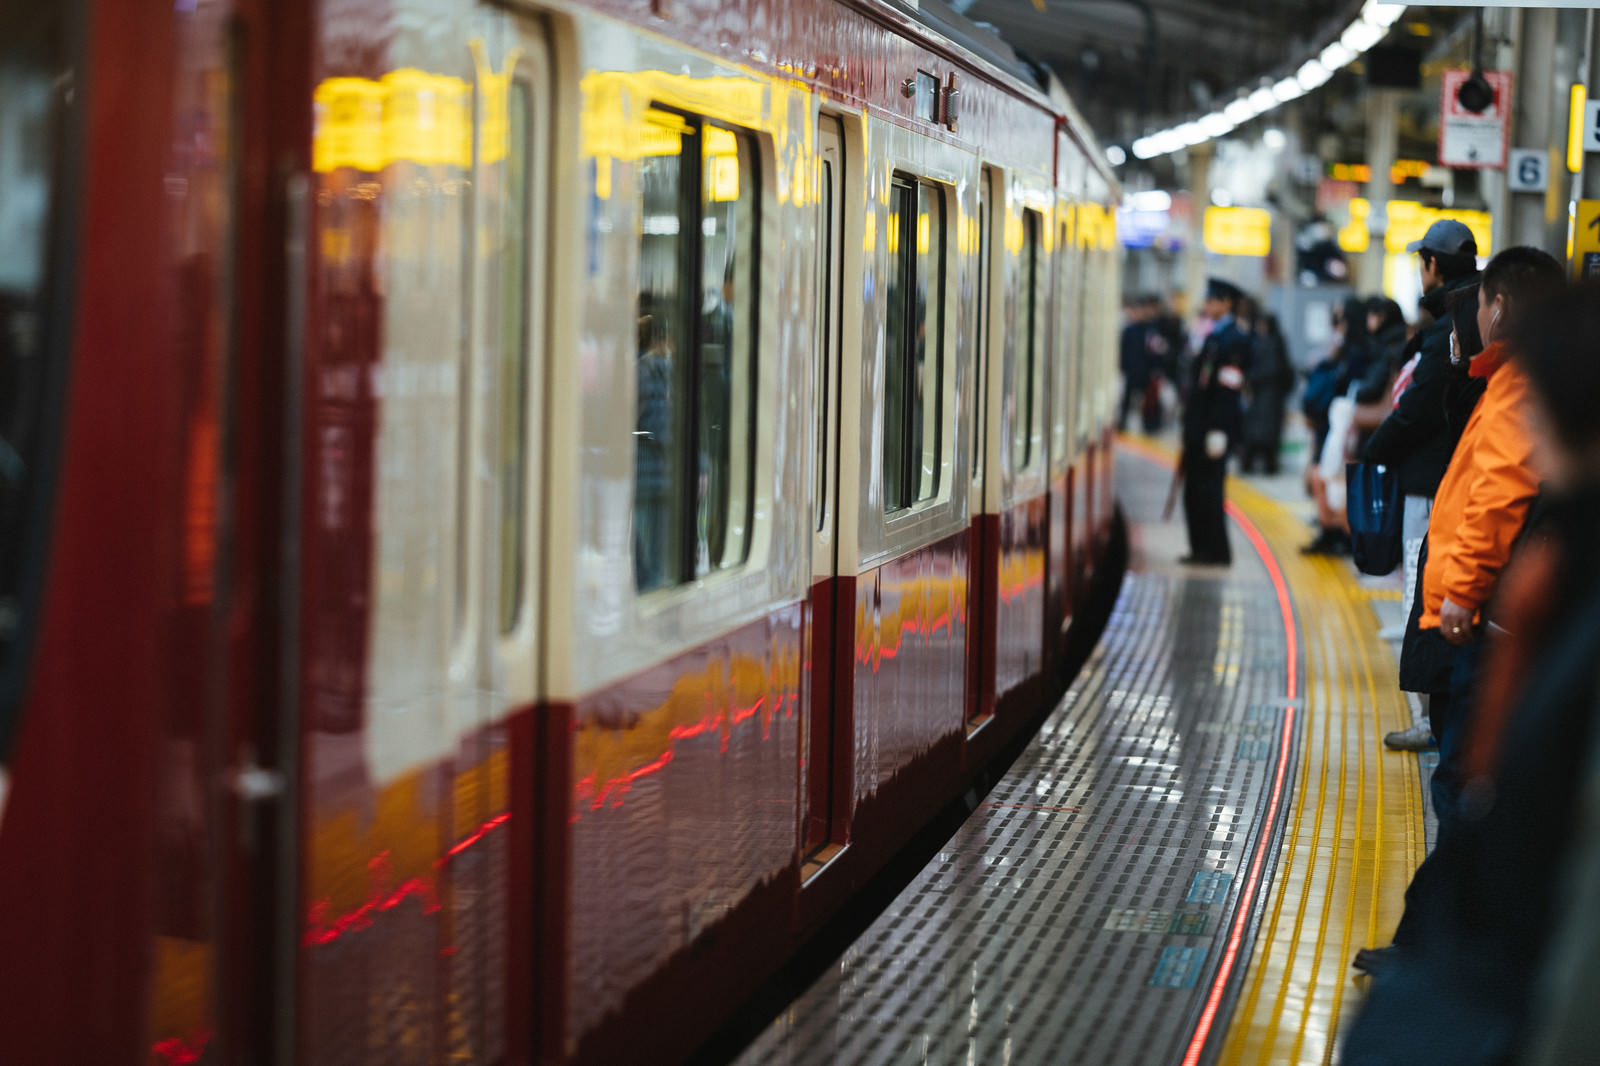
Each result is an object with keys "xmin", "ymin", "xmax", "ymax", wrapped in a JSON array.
[
  {"xmin": 1383, "ymin": 725, "xmax": 1436, "ymax": 751},
  {"xmin": 1352, "ymin": 945, "xmax": 1402, "ymax": 975},
  {"xmin": 1300, "ymin": 530, "xmax": 1351, "ymax": 556}
]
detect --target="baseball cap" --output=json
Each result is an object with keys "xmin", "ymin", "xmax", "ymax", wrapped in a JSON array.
[{"xmin": 1405, "ymin": 218, "xmax": 1477, "ymax": 256}]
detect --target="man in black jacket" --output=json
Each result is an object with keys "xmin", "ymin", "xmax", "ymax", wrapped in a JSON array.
[
  {"xmin": 1363, "ymin": 219, "xmax": 1481, "ymax": 750},
  {"xmin": 1179, "ymin": 279, "xmax": 1250, "ymax": 565}
]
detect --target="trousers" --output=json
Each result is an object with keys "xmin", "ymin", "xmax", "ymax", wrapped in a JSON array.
[{"xmin": 1183, "ymin": 452, "xmax": 1230, "ymax": 562}]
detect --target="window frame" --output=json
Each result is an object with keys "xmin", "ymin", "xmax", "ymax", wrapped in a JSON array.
[
  {"xmin": 1012, "ymin": 206, "xmax": 1044, "ymax": 473},
  {"xmin": 881, "ymin": 170, "xmax": 948, "ymax": 516},
  {"xmin": 630, "ymin": 105, "xmax": 762, "ymax": 595}
]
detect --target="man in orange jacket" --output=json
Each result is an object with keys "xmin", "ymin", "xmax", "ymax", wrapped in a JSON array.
[
  {"xmin": 1403, "ymin": 247, "xmax": 1564, "ymax": 832},
  {"xmin": 1356, "ymin": 247, "xmax": 1565, "ymax": 981}
]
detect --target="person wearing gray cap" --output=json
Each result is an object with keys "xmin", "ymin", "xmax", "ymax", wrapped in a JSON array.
[
  {"xmin": 1363, "ymin": 218, "xmax": 1482, "ymax": 752},
  {"xmin": 1406, "ymin": 218, "xmax": 1478, "ymax": 258}
]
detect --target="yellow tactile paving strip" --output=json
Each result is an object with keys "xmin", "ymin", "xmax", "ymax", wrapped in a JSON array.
[{"xmin": 1216, "ymin": 476, "xmax": 1426, "ymax": 1066}]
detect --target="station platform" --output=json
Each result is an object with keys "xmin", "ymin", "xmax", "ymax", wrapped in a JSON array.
[{"xmin": 735, "ymin": 436, "xmax": 1429, "ymax": 1066}]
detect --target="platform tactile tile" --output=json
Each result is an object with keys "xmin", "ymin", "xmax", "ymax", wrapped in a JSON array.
[{"xmin": 736, "ymin": 471, "xmax": 1302, "ymax": 1066}]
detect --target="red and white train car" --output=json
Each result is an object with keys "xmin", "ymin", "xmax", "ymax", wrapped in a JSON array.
[{"xmin": 0, "ymin": 0, "xmax": 1120, "ymax": 1062}]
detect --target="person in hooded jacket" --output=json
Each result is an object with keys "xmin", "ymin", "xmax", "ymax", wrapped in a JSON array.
[
  {"xmin": 1364, "ymin": 220, "xmax": 1482, "ymax": 749},
  {"xmin": 1300, "ymin": 297, "xmax": 1375, "ymax": 555},
  {"xmin": 1357, "ymin": 296, "xmax": 1410, "ymax": 405},
  {"xmin": 1240, "ymin": 312, "xmax": 1294, "ymax": 475}
]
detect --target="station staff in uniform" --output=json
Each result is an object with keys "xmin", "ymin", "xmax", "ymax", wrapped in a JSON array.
[{"xmin": 1180, "ymin": 278, "xmax": 1250, "ymax": 565}]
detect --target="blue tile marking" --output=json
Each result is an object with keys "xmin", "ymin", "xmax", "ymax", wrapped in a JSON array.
[
  {"xmin": 1150, "ymin": 945, "xmax": 1208, "ymax": 988},
  {"xmin": 1186, "ymin": 870, "xmax": 1233, "ymax": 904},
  {"xmin": 1236, "ymin": 738, "xmax": 1272, "ymax": 760}
]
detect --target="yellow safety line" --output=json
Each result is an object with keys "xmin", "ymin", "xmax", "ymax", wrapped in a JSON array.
[
  {"xmin": 1254, "ymin": 602, "xmax": 1334, "ymax": 1066},
  {"xmin": 1288, "ymin": 559, "xmax": 1355, "ymax": 1066},
  {"xmin": 1212, "ymin": 478, "xmax": 1424, "ymax": 1066},
  {"xmin": 1311, "ymin": 557, "xmax": 1375, "ymax": 1065}
]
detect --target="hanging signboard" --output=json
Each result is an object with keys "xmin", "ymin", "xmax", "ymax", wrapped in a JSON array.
[
  {"xmin": 1202, "ymin": 206, "xmax": 1271, "ymax": 257},
  {"xmin": 1439, "ymin": 70, "xmax": 1512, "ymax": 170}
]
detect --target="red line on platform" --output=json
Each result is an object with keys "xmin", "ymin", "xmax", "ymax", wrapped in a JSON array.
[
  {"xmin": 1113, "ymin": 439, "xmax": 1301, "ymax": 1062},
  {"xmin": 1181, "ymin": 501, "xmax": 1299, "ymax": 1065}
]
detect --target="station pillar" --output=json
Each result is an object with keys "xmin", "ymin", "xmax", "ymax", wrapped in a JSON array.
[
  {"xmin": 1184, "ymin": 142, "xmax": 1213, "ymax": 318},
  {"xmin": 1362, "ymin": 90, "xmax": 1398, "ymax": 293},
  {"xmin": 1583, "ymin": 10, "xmax": 1600, "ymax": 202},
  {"xmin": 1506, "ymin": 7, "xmax": 1586, "ymax": 255}
]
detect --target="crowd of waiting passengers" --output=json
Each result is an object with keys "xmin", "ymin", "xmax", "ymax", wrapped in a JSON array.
[{"xmin": 1122, "ymin": 221, "xmax": 1600, "ymax": 1064}]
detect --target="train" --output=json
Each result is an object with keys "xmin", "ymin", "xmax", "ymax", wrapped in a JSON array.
[{"xmin": 0, "ymin": 0, "xmax": 1122, "ymax": 1062}]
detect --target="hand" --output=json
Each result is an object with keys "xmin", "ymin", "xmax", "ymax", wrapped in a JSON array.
[
  {"xmin": 1205, "ymin": 430, "xmax": 1227, "ymax": 459},
  {"xmin": 1440, "ymin": 597, "xmax": 1475, "ymax": 645}
]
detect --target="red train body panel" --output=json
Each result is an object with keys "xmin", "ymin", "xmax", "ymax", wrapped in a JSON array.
[{"xmin": 0, "ymin": 0, "xmax": 1122, "ymax": 1061}]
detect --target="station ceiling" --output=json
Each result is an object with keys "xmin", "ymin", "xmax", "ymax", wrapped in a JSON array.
[{"xmin": 954, "ymin": 0, "xmax": 1458, "ymax": 151}]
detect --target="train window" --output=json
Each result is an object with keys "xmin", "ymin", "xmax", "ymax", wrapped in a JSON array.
[
  {"xmin": 882, "ymin": 175, "xmax": 944, "ymax": 513},
  {"xmin": 0, "ymin": 3, "xmax": 78, "ymax": 756},
  {"xmin": 814, "ymin": 158, "xmax": 834, "ymax": 533},
  {"xmin": 497, "ymin": 82, "xmax": 531, "ymax": 632},
  {"xmin": 633, "ymin": 108, "xmax": 758, "ymax": 592},
  {"xmin": 1051, "ymin": 217, "xmax": 1074, "ymax": 469},
  {"xmin": 1013, "ymin": 209, "xmax": 1042, "ymax": 470},
  {"xmin": 973, "ymin": 179, "xmax": 987, "ymax": 474}
]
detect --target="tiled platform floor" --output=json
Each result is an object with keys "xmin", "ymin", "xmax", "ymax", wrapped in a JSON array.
[{"xmin": 734, "ymin": 438, "xmax": 1424, "ymax": 1066}]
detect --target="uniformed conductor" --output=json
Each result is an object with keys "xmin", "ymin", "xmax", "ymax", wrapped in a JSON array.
[{"xmin": 1180, "ymin": 278, "xmax": 1250, "ymax": 565}]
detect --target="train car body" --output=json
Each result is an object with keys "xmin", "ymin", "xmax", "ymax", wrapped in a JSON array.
[{"xmin": 0, "ymin": 0, "xmax": 1120, "ymax": 1062}]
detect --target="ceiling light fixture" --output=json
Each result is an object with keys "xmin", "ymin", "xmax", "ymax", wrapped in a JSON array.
[
  {"xmin": 1297, "ymin": 58, "xmax": 1332, "ymax": 91},
  {"xmin": 1273, "ymin": 77, "xmax": 1306, "ymax": 103},
  {"xmin": 1342, "ymin": 20, "xmax": 1383, "ymax": 54},
  {"xmin": 1125, "ymin": 6, "xmax": 1407, "ymax": 161}
]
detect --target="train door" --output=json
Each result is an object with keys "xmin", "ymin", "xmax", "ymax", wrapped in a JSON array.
[
  {"xmin": 967, "ymin": 165, "xmax": 999, "ymax": 731},
  {"xmin": 477, "ymin": 23, "xmax": 551, "ymax": 1064},
  {"xmin": 802, "ymin": 115, "xmax": 847, "ymax": 872}
]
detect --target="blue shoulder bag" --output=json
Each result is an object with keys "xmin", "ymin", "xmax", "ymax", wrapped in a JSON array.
[{"xmin": 1346, "ymin": 461, "xmax": 1402, "ymax": 576}]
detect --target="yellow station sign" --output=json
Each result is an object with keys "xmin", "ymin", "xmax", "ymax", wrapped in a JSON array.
[{"xmin": 1202, "ymin": 207, "xmax": 1271, "ymax": 257}]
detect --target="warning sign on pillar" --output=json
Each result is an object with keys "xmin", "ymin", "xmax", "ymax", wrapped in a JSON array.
[
  {"xmin": 1439, "ymin": 70, "xmax": 1512, "ymax": 170},
  {"xmin": 1572, "ymin": 200, "xmax": 1600, "ymax": 282}
]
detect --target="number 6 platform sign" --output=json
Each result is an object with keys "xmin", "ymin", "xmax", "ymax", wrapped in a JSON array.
[
  {"xmin": 1508, "ymin": 148, "xmax": 1549, "ymax": 192},
  {"xmin": 1439, "ymin": 69, "xmax": 1512, "ymax": 169}
]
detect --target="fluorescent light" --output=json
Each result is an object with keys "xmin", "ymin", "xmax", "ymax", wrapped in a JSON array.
[
  {"xmin": 1274, "ymin": 77, "xmax": 1306, "ymax": 102},
  {"xmin": 1342, "ymin": 20, "xmax": 1384, "ymax": 54},
  {"xmin": 1297, "ymin": 59, "xmax": 1331, "ymax": 91},
  {"xmin": 1106, "ymin": 145, "xmax": 1127, "ymax": 166},
  {"xmin": 1362, "ymin": 0, "xmax": 1405, "ymax": 29},
  {"xmin": 1263, "ymin": 128, "xmax": 1287, "ymax": 151},
  {"xmin": 1248, "ymin": 87, "xmax": 1277, "ymax": 114},
  {"xmin": 1132, "ymin": 137, "xmax": 1159, "ymax": 160},
  {"xmin": 1177, "ymin": 121, "xmax": 1207, "ymax": 146},
  {"xmin": 1321, "ymin": 42, "xmax": 1353, "ymax": 69},
  {"xmin": 1201, "ymin": 112, "xmax": 1234, "ymax": 138},
  {"xmin": 1154, "ymin": 129, "xmax": 1186, "ymax": 155},
  {"xmin": 1224, "ymin": 99, "xmax": 1254, "ymax": 125},
  {"xmin": 1129, "ymin": 189, "xmax": 1172, "ymax": 211}
]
